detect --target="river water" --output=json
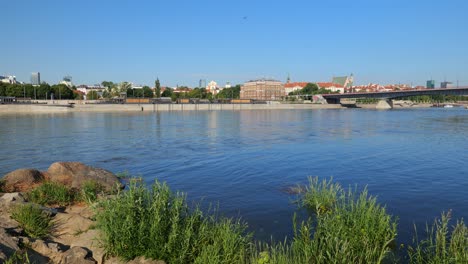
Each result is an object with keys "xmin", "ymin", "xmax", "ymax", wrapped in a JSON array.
[{"xmin": 0, "ymin": 108, "xmax": 467, "ymax": 244}]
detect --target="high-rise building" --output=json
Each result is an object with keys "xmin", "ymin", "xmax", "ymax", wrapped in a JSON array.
[
  {"xmin": 426, "ymin": 80, "xmax": 435, "ymax": 89},
  {"xmin": 31, "ymin": 72, "xmax": 40, "ymax": 85},
  {"xmin": 199, "ymin": 79, "xmax": 206, "ymax": 89},
  {"xmin": 440, "ymin": 81, "xmax": 452, "ymax": 89}
]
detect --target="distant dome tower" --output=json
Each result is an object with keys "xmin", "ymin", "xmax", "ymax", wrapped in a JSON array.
[{"xmin": 286, "ymin": 73, "xmax": 291, "ymax": 84}]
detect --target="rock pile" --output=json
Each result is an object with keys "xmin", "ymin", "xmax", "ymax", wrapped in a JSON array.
[{"xmin": 0, "ymin": 162, "xmax": 162, "ymax": 264}]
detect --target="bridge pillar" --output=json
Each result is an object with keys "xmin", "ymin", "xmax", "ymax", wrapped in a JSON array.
[
  {"xmin": 325, "ymin": 98, "xmax": 340, "ymax": 104},
  {"xmin": 376, "ymin": 99, "xmax": 393, "ymax": 110}
]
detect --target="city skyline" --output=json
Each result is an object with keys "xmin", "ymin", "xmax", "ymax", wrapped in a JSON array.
[{"xmin": 1, "ymin": 0, "xmax": 467, "ymax": 87}]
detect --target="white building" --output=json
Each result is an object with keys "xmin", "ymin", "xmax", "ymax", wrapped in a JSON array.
[
  {"xmin": 0, "ymin": 75, "xmax": 17, "ymax": 84},
  {"xmin": 284, "ymin": 82, "xmax": 308, "ymax": 95},
  {"xmin": 76, "ymin": 84, "xmax": 106, "ymax": 99},
  {"xmin": 206, "ymin": 80, "xmax": 221, "ymax": 95},
  {"xmin": 317, "ymin": 82, "xmax": 345, "ymax": 94}
]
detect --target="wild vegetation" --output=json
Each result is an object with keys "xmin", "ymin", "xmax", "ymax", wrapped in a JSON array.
[
  {"xmin": 11, "ymin": 204, "xmax": 54, "ymax": 239},
  {"xmin": 408, "ymin": 211, "xmax": 468, "ymax": 264},
  {"xmin": 95, "ymin": 179, "xmax": 250, "ymax": 264},
  {"xmin": 26, "ymin": 180, "xmax": 104, "ymax": 206},
  {"xmin": 3, "ymin": 174, "xmax": 467, "ymax": 263}
]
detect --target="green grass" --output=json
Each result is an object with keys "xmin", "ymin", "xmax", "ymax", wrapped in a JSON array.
[
  {"xmin": 255, "ymin": 177, "xmax": 397, "ymax": 264},
  {"xmin": 300, "ymin": 176, "xmax": 343, "ymax": 216},
  {"xmin": 26, "ymin": 181, "xmax": 76, "ymax": 207},
  {"xmin": 93, "ymin": 176, "xmax": 468, "ymax": 264},
  {"xmin": 11, "ymin": 204, "xmax": 54, "ymax": 239},
  {"xmin": 3, "ymin": 250, "xmax": 31, "ymax": 264},
  {"xmin": 408, "ymin": 211, "xmax": 468, "ymax": 264},
  {"xmin": 80, "ymin": 180, "xmax": 104, "ymax": 204},
  {"xmin": 95, "ymin": 179, "xmax": 251, "ymax": 264}
]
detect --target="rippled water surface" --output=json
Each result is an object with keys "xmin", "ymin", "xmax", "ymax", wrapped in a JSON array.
[{"xmin": 1, "ymin": 108, "xmax": 467, "ymax": 243}]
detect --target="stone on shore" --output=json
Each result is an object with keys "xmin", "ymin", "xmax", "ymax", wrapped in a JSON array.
[
  {"xmin": 61, "ymin": 246, "xmax": 97, "ymax": 264},
  {"xmin": 0, "ymin": 228, "xmax": 20, "ymax": 261},
  {"xmin": 2, "ymin": 169, "xmax": 45, "ymax": 192},
  {"xmin": 47, "ymin": 162, "xmax": 123, "ymax": 192}
]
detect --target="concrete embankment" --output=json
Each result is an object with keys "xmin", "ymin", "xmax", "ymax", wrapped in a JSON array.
[{"xmin": 0, "ymin": 102, "xmax": 343, "ymax": 114}]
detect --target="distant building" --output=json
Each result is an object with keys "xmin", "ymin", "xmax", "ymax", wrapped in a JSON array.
[
  {"xmin": 0, "ymin": 75, "xmax": 17, "ymax": 84},
  {"xmin": 284, "ymin": 82, "xmax": 307, "ymax": 95},
  {"xmin": 440, "ymin": 81, "xmax": 453, "ymax": 89},
  {"xmin": 60, "ymin": 75, "xmax": 73, "ymax": 87},
  {"xmin": 225, "ymin": 82, "xmax": 232, "ymax": 89},
  {"xmin": 31, "ymin": 72, "xmax": 41, "ymax": 85},
  {"xmin": 76, "ymin": 84, "xmax": 105, "ymax": 99},
  {"xmin": 240, "ymin": 79, "xmax": 284, "ymax": 100},
  {"xmin": 317, "ymin": 82, "xmax": 344, "ymax": 94},
  {"xmin": 199, "ymin": 79, "xmax": 206, "ymax": 89},
  {"xmin": 426, "ymin": 80, "xmax": 435, "ymax": 89},
  {"xmin": 206, "ymin": 80, "xmax": 220, "ymax": 95},
  {"xmin": 332, "ymin": 74, "xmax": 354, "ymax": 88}
]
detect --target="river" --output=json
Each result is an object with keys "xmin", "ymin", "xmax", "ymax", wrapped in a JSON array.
[{"xmin": 0, "ymin": 108, "xmax": 467, "ymax": 244}]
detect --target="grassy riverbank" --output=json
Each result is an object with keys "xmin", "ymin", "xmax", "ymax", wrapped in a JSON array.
[
  {"xmin": 2, "ymin": 176, "xmax": 467, "ymax": 263},
  {"xmin": 92, "ymin": 177, "xmax": 467, "ymax": 263}
]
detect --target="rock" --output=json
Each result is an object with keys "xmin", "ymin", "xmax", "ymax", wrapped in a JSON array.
[
  {"xmin": 1, "ymin": 169, "xmax": 45, "ymax": 192},
  {"xmin": 0, "ymin": 192, "xmax": 26, "ymax": 210},
  {"xmin": 0, "ymin": 192, "xmax": 26, "ymax": 203},
  {"xmin": 0, "ymin": 227, "xmax": 20, "ymax": 260},
  {"xmin": 61, "ymin": 246, "xmax": 96, "ymax": 264},
  {"xmin": 128, "ymin": 256, "xmax": 166, "ymax": 264},
  {"xmin": 31, "ymin": 239, "xmax": 65, "ymax": 263},
  {"xmin": 47, "ymin": 162, "xmax": 123, "ymax": 192}
]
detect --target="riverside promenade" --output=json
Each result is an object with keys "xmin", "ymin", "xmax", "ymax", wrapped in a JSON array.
[{"xmin": 0, "ymin": 101, "xmax": 344, "ymax": 114}]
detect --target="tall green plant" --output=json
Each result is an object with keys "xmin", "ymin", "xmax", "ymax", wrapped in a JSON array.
[
  {"xmin": 408, "ymin": 211, "xmax": 468, "ymax": 263},
  {"xmin": 95, "ymin": 179, "xmax": 251, "ymax": 264}
]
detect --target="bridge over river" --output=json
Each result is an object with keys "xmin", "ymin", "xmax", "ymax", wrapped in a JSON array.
[{"xmin": 322, "ymin": 87, "xmax": 468, "ymax": 109}]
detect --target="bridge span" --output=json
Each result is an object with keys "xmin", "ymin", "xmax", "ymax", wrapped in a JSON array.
[{"xmin": 322, "ymin": 87, "xmax": 468, "ymax": 109}]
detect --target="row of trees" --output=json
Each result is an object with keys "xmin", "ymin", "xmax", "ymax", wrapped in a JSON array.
[
  {"xmin": 99, "ymin": 79, "xmax": 162, "ymax": 99},
  {"xmin": 289, "ymin": 83, "xmax": 336, "ymax": 96},
  {"xmin": 154, "ymin": 85, "xmax": 241, "ymax": 102},
  {"xmin": 0, "ymin": 82, "xmax": 76, "ymax": 99}
]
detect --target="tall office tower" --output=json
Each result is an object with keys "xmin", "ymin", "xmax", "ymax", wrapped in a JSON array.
[{"xmin": 31, "ymin": 72, "xmax": 41, "ymax": 85}]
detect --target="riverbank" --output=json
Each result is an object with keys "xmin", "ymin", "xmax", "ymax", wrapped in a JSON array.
[
  {"xmin": 1, "ymin": 163, "xmax": 466, "ymax": 264},
  {"xmin": 0, "ymin": 101, "xmax": 439, "ymax": 114},
  {"xmin": 0, "ymin": 102, "xmax": 344, "ymax": 114}
]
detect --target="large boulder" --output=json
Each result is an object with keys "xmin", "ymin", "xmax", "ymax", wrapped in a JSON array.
[
  {"xmin": 1, "ymin": 169, "xmax": 45, "ymax": 192},
  {"xmin": 47, "ymin": 162, "xmax": 122, "ymax": 192}
]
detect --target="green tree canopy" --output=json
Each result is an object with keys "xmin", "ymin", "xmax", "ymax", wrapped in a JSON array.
[{"xmin": 155, "ymin": 78, "xmax": 161, "ymax": 98}]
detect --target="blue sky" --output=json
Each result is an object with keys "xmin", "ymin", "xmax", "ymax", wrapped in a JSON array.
[{"xmin": 1, "ymin": 0, "xmax": 467, "ymax": 87}]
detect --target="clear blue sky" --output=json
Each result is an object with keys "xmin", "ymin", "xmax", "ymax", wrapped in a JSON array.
[{"xmin": 1, "ymin": 0, "xmax": 467, "ymax": 87}]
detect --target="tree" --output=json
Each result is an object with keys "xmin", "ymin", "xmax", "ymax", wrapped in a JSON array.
[
  {"xmin": 161, "ymin": 87, "xmax": 173, "ymax": 97},
  {"xmin": 143, "ymin": 86, "xmax": 153, "ymax": 98},
  {"xmin": 113, "ymin": 82, "xmax": 132, "ymax": 97},
  {"xmin": 155, "ymin": 78, "xmax": 161, "ymax": 98},
  {"xmin": 302, "ymin": 83, "xmax": 319, "ymax": 95},
  {"xmin": 87, "ymin": 90, "xmax": 99, "ymax": 100}
]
